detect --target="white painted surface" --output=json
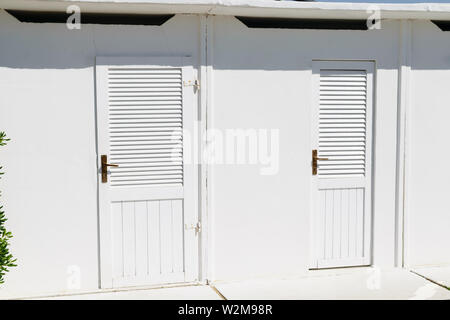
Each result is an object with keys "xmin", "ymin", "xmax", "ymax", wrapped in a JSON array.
[
  {"xmin": 30, "ymin": 269, "xmax": 450, "ymax": 300},
  {"xmin": 311, "ymin": 61, "xmax": 373, "ymax": 268},
  {"xmin": 27, "ymin": 269, "xmax": 450, "ymax": 300},
  {"xmin": 96, "ymin": 57, "xmax": 199, "ymax": 288},
  {"xmin": 34, "ymin": 285, "xmax": 221, "ymax": 300},
  {"xmin": 210, "ymin": 16, "xmax": 399, "ymax": 281},
  {"xmin": 413, "ymin": 266, "xmax": 450, "ymax": 289},
  {"xmin": 0, "ymin": 8, "xmax": 448, "ymax": 298},
  {"xmin": 396, "ymin": 20, "xmax": 412, "ymax": 268},
  {"xmin": 406, "ymin": 20, "xmax": 450, "ymax": 267},
  {"xmin": 214, "ymin": 269, "xmax": 450, "ymax": 300},
  {"xmin": 6, "ymin": 0, "xmax": 450, "ymax": 20},
  {"xmin": 0, "ymin": 12, "xmax": 200, "ymax": 298}
]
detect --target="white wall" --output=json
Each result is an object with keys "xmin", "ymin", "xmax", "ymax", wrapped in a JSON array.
[
  {"xmin": 407, "ymin": 20, "xmax": 450, "ymax": 267},
  {"xmin": 209, "ymin": 16, "xmax": 401, "ymax": 280},
  {"xmin": 0, "ymin": 12, "xmax": 200, "ymax": 298},
  {"xmin": 0, "ymin": 10, "xmax": 442, "ymax": 297}
]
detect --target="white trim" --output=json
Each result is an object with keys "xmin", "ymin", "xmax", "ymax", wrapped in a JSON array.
[
  {"xmin": 397, "ymin": 20, "xmax": 412, "ymax": 268},
  {"xmin": 205, "ymin": 14, "xmax": 215, "ymax": 282},
  {"xmin": 95, "ymin": 56, "xmax": 186, "ymax": 67},
  {"xmin": 95, "ymin": 55, "xmax": 200, "ymax": 288},
  {"xmin": 309, "ymin": 60, "xmax": 317, "ymax": 269},
  {"xmin": 309, "ymin": 60, "xmax": 375, "ymax": 269},
  {"xmin": 5, "ymin": 0, "xmax": 450, "ymax": 20},
  {"xmin": 181, "ymin": 57, "xmax": 200, "ymax": 283},
  {"xmin": 199, "ymin": 14, "xmax": 208, "ymax": 284},
  {"xmin": 95, "ymin": 57, "xmax": 113, "ymax": 288}
]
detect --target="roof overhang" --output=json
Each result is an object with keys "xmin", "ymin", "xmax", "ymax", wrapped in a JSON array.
[{"xmin": 2, "ymin": 0, "xmax": 450, "ymax": 21}]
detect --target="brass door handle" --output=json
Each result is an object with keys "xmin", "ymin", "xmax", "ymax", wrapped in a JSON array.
[
  {"xmin": 312, "ymin": 149, "xmax": 328, "ymax": 175},
  {"xmin": 101, "ymin": 155, "xmax": 119, "ymax": 183}
]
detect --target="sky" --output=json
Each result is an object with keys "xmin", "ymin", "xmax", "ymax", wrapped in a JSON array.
[{"xmin": 320, "ymin": 0, "xmax": 450, "ymax": 3}]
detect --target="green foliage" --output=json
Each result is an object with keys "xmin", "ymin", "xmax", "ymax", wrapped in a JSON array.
[{"xmin": 0, "ymin": 132, "xmax": 16, "ymax": 284}]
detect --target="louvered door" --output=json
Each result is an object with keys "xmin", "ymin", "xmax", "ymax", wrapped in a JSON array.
[
  {"xmin": 310, "ymin": 61, "xmax": 373, "ymax": 269},
  {"xmin": 96, "ymin": 57, "xmax": 198, "ymax": 288}
]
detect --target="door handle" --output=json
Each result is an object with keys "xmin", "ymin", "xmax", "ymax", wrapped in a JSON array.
[
  {"xmin": 312, "ymin": 149, "xmax": 328, "ymax": 176},
  {"xmin": 101, "ymin": 155, "xmax": 119, "ymax": 183}
]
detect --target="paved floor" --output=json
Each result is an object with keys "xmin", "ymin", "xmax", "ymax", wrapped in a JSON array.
[
  {"xmin": 412, "ymin": 265, "xmax": 450, "ymax": 289},
  {"xmin": 31, "ymin": 268, "xmax": 450, "ymax": 300},
  {"xmin": 35, "ymin": 284, "xmax": 221, "ymax": 300},
  {"xmin": 214, "ymin": 268, "xmax": 450, "ymax": 300}
]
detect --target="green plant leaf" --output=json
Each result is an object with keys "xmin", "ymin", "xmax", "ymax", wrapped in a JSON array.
[{"xmin": 0, "ymin": 132, "xmax": 16, "ymax": 285}]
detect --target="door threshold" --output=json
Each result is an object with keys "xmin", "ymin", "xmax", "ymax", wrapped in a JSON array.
[
  {"xmin": 309, "ymin": 264, "xmax": 372, "ymax": 271},
  {"xmin": 306, "ymin": 266, "xmax": 376, "ymax": 278},
  {"xmin": 12, "ymin": 281, "xmax": 202, "ymax": 300}
]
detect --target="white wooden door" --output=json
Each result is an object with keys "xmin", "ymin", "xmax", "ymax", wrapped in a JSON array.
[
  {"xmin": 96, "ymin": 56, "xmax": 198, "ymax": 288},
  {"xmin": 310, "ymin": 61, "xmax": 373, "ymax": 269}
]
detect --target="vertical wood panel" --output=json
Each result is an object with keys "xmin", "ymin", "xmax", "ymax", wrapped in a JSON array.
[
  {"xmin": 317, "ymin": 190, "xmax": 326, "ymax": 260},
  {"xmin": 111, "ymin": 202, "xmax": 123, "ymax": 278},
  {"xmin": 317, "ymin": 187, "xmax": 366, "ymax": 263},
  {"xmin": 332, "ymin": 189, "xmax": 342, "ymax": 259},
  {"xmin": 147, "ymin": 200, "xmax": 161, "ymax": 276},
  {"xmin": 159, "ymin": 200, "xmax": 173, "ymax": 273},
  {"xmin": 324, "ymin": 190, "xmax": 333, "ymax": 259},
  {"xmin": 135, "ymin": 201, "xmax": 148, "ymax": 277},
  {"xmin": 341, "ymin": 189, "xmax": 349, "ymax": 259},
  {"xmin": 356, "ymin": 189, "xmax": 365, "ymax": 257},
  {"xmin": 112, "ymin": 199, "xmax": 185, "ymax": 279},
  {"xmin": 348, "ymin": 188, "xmax": 357, "ymax": 258},
  {"xmin": 172, "ymin": 200, "xmax": 184, "ymax": 273},
  {"xmin": 122, "ymin": 201, "xmax": 136, "ymax": 277},
  {"xmin": 111, "ymin": 199, "xmax": 186, "ymax": 283}
]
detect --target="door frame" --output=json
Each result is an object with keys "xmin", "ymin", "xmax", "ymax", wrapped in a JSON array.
[
  {"xmin": 94, "ymin": 56, "xmax": 201, "ymax": 288},
  {"xmin": 309, "ymin": 59, "xmax": 375, "ymax": 269}
]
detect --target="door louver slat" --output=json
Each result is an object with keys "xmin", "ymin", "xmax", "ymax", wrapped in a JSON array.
[
  {"xmin": 107, "ymin": 67, "xmax": 183, "ymax": 187},
  {"xmin": 318, "ymin": 69, "xmax": 367, "ymax": 177}
]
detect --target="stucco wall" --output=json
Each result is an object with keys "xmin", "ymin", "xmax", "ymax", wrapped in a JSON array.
[
  {"xmin": 0, "ymin": 12, "xmax": 200, "ymax": 298},
  {"xmin": 407, "ymin": 20, "xmax": 450, "ymax": 267},
  {"xmin": 209, "ymin": 16, "xmax": 400, "ymax": 280},
  {"xmin": 0, "ymin": 11, "xmax": 440, "ymax": 298}
]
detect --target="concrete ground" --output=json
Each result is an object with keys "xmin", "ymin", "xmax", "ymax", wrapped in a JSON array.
[
  {"xmin": 31, "ymin": 267, "xmax": 450, "ymax": 300},
  {"xmin": 214, "ymin": 268, "xmax": 450, "ymax": 300},
  {"xmin": 34, "ymin": 284, "xmax": 222, "ymax": 300},
  {"xmin": 412, "ymin": 265, "xmax": 450, "ymax": 290}
]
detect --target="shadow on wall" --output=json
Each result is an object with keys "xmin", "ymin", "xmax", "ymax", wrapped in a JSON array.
[
  {"xmin": 0, "ymin": 10, "xmax": 197, "ymax": 70},
  {"xmin": 2, "ymin": 12, "xmax": 450, "ymax": 71},
  {"xmin": 214, "ymin": 17, "xmax": 450, "ymax": 71}
]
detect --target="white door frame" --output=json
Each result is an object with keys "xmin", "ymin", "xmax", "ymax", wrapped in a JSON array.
[
  {"xmin": 309, "ymin": 60, "xmax": 375, "ymax": 269},
  {"xmin": 95, "ymin": 56, "xmax": 200, "ymax": 288}
]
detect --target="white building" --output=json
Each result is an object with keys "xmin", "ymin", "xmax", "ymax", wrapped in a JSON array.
[{"xmin": 0, "ymin": 0, "xmax": 449, "ymax": 298}]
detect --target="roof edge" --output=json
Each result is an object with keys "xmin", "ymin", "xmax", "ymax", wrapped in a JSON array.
[{"xmin": 2, "ymin": 0, "xmax": 450, "ymax": 20}]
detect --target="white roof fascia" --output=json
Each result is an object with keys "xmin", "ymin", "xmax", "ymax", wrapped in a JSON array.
[{"xmin": 2, "ymin": 0, "xmax": 450, "ymax": 20}]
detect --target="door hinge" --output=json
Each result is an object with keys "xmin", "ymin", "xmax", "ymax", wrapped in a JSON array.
[
  {"xmin": 185, "ymin": 221, "xmax": 202, "ymax": 236},
  {"xmin": 183, "ymin": 79, "xmax": 200, "ymax": 91}
]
